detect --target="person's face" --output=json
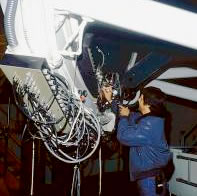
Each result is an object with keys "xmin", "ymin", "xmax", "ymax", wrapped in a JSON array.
[
  {"xmin": 138, "ymin": 94, "xmax": 151, "ymax": 114},
  {"xmin": 138, "ymin": 94, "xmax": 144, "ymax": 113}
]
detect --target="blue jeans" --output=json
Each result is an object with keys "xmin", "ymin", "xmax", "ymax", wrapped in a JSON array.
[{"xmin": 137, "ymin": 176, "xmax": 166, "ymax": 196}]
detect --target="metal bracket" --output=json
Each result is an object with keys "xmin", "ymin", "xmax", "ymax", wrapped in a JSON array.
[{"xmin": 55, "ymin": 10, "xmax": 94, "ymax": 59}]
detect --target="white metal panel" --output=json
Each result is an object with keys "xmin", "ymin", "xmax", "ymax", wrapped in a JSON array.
[
  {"xmin": 158, "ymin": 67, "xmax": 197, "ymax": 79},
  {"xmin": 176, "ymin": 159, "xmax": 189, "ymax": 181},
  {"xmin": 176, "ymin": 183, "xmax": 197, "ymax": 196},
  {"xmin": 0, "ymin": 0, "xmax": 7, "ymax": 13},
  {"xmin": 169, "ymin": 148, "xmax": 182, "ymax": 195},
  {"xmin": 148, "ymin": 80, "xmax": 197, "ymax": 102},
  {"xmin": 55, "ymin": 0, "xmax": 197, "ymax": 50},
  {"xmin": 169, "ymin": 149, "xmax": 197, "ymax": 196},
  {"xmin": 190, "ymin": 161, "xmax": 197, "ymax": 184}
]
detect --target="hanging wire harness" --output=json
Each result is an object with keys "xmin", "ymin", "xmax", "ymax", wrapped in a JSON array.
[{"xmin": 12, "ymin": 68, "xmax": 101, "ymax": 163}]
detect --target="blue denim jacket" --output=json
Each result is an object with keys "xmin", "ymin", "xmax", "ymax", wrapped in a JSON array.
[{"xmin": 117, "ymin": 112, "xmax": 171, "ymax": 181}]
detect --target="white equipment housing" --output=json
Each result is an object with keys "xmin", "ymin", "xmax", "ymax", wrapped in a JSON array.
[{"xmin": 1, "ymin": 0, "xmax": 197, "ymax": 195}]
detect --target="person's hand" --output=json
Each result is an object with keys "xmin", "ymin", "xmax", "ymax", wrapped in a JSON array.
[
  {"xmin": 101, "ymin": 86, "xmax": 113, "ymax": 103},
  {"xmin": 119, "ymin": 105, "xmax": 130, "ymax": 117}
]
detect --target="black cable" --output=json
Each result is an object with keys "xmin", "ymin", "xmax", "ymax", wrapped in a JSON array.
[{"xmin": 12, "ymin": 83, "xmax": 64, "ymax": 125}]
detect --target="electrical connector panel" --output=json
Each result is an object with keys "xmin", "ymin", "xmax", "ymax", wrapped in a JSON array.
[
  {"xmin": 0, "ymin": 54, "xmax": 101, "ymax": 163},
  {"xmin": 0, "ymin": 54, "xmax": 67, "ymax": 131}
]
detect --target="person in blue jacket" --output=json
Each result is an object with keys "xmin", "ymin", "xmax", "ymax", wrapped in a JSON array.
[{"xmin": 102, "ymin": 86, "xmax": 172, "ymax": 196}]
